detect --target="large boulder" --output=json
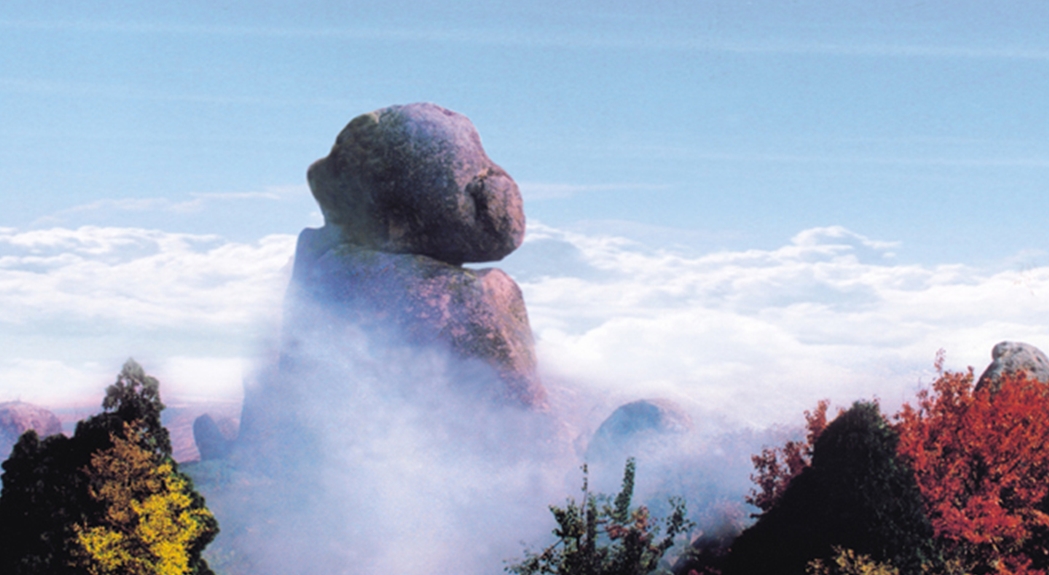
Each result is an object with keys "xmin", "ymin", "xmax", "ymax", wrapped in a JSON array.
[
  {"xmin": 976, "ymin": 341, "xmax": 1049, "ymax": 393},
  {"xmin": 0, "ymin": 401, "xmax": 62, "ymax": 459},
  {"xmin": 307, "ymin": 103, "xmax": 525, "ymax": 264},
  {"xmin": 284, "ymin": 226, "xmax": 545, "ymax": 408}
]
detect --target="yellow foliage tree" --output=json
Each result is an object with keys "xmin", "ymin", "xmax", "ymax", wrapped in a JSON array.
[
  {"xmin": 73, "ymin": 421, "xmax": 217, "ymax": 575},
  {"xmin": 807, "ymin": 547, "xmax": 900, "ymax": 575}
]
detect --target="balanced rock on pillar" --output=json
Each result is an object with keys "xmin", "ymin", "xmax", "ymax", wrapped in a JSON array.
[{"xmin": 261, "ymin": 102, "xmax": 544, "ymax": 412}]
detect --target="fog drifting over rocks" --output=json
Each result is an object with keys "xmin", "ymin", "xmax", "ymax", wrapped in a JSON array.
[
  {"xmin": 2, "ymin": 220, "xmax": 1046, "ymax": 572},
  {"xmin": 1, "ymin": 222, "xmax": 1045, "ymax": 425}
]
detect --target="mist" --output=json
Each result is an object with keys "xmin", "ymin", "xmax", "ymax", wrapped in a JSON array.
[
  {"xmin": 197, "ymin": 270, "xmax": 793, "ymax": 575},
  {"xmin": 220, "ymin": 311, "xmax": 578, "ymax": 574},
  {"xmin": 2, "ymin": 219, "xmax": 1044, "ymax": 572},
  {"xmin": 188, "ymin": 217, "xmax": 1048, "ymax": 574}
]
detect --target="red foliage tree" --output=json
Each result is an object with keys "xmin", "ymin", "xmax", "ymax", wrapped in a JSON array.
[
  {"xmin": 895, "ymin": 368, "xmax": 1049, "ymax": 574},
  {"xmin": 747, "ymin": 400, "xmax": 830, "ymax": 513}
]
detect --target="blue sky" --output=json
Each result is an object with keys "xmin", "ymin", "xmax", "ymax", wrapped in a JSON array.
[{"xmin": 2, "ymin": 2, "xmax": 1048, "ymax": 426}]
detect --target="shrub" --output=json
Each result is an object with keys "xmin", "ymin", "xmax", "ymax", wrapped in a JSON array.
[{"xmin": 508, "ymin": 457, "xmax": 693, "ymax": 575}]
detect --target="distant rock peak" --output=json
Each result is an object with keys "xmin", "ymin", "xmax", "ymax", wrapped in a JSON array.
[
  {"xmin": 586, "ymin": 398, "xmax": 693, "ymax": 463},
  {"xmin": 976, "ymin": 340, "xmax": 1049, "ymax": 393},
  {"xmin": 0, "ymin": 401, "xmax": 62, "ymax": 460}
]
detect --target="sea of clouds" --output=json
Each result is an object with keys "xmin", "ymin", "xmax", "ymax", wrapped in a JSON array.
[
  {"xmin": 2, "ymin": 220, "xmax": 1047, "ymax": 573},
  {"xmin": 0, "ymin": 221, "xmax": 1046, "ymax": 428},
  {"xmin": 511, "ymin": 223, "xmax": 1049, "ymax": 428}
]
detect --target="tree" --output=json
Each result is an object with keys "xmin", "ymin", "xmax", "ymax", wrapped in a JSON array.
[
  {"xmin": 0, "ymin": 359, "xmax": 217, "ymax": 575},
  {"xmin": 807, "ymin": 547, "xmax": 900, "ymax": 575},
  {"xmin": 725, "ymin": 402, "xmax": 936, "ymax": 575},
  {"xmin": 0, "ymin": 430, "xmax": 94, "ymax": 574},
  {"xmin": 72, "ymin": 421, "xmax": 217, "ymax": 575},
  {"xmin": 895, "ymin": 369, "xmax": 1049, "ymax": 574},
  {"xmin": 508, "ymin": 457, "xmax": 693, "ymax": 575},
  {"xmin": 100, "ymin": 359, "xmax": 170, "ymax": 457},
  {"xmin": 747, "ymin": 400, "xmax": 829, "ymax": 513}
]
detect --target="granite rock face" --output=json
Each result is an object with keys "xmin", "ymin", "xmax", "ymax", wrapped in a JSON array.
[
  {"xmin": 285, "ymin": 226, "xmax": 544, "ymax": 407},
  {"xmin": 238, "ymin": 103, "xmax": 544, "ymax": 462},
  {"xmin": 976, "ymin": 341, "xmax": 1049, "ymax": 393},
  {"xmin": 0, "ymin": 401, "xmax": 62, "ymax": 458},
  {"xmin": 307, "ymin": 103, "xmax": 525, "ymax": 265}
]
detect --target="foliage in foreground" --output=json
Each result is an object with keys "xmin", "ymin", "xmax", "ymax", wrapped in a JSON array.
[
  {"xmin": 896, "ymin": 369, "xmax": 1049, "ymax": 575},
  {"xmin": 0, "ymin": 359, "xmax": 218, "ymax": 575},
  {"xmin": 725, "ymin": 401, "xmax": 937, "ymax": 575},
  {"xmin": 508, "ymin": 457, "xmax": 693, "ymax": 575},
  {"xmin": 746, "ymin": 399, "xmax": 829, "ymax": 514},
  {"xmin": 734, "ymin": 352, "xmax": 1049, "ymax": 575},
  {"xmin": 807, "ymin": 547, "xmax": 900, "ymax": 575},
  {"xmin": 73, "ymin": 421, "xmax": 217, "ymax": 575}
]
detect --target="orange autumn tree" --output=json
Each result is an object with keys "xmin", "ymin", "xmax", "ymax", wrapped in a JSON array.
[{"xmin": 895, "ymin": 368, "xmax": 1049, "ymax": 574}]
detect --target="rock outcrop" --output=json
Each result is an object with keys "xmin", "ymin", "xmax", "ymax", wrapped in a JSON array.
[
  {"xmin": 226, "ymin": 105, "xmax": 555, "ymax": 572},
  {"xmin": 0, "ymin": 401, "xmax": 62, "ymax": 458},
  {"xmin": 976, "ymin": 341, "xmax": 1049, "ymax": 393},
  {"xmin": 238, "ymin": 102, "xmax": 545, "ymax": 464},
  {"xmin": 586, "ymin": 399, "xmax": 693, "ymax": 462},
  {"xmin": 193, "ymin": 413, "xmax": 237, "ymax": 461},
  {"xmin": 286, "ymin": 103, "xmax": 541, "ymax": 408},
  {"xmin": 307, "ymin": 103, "xmax": 525, "ymax": 265},
  {"xmin": 286, "ymin": 227, "xmax": 543, "ymax": 406}
]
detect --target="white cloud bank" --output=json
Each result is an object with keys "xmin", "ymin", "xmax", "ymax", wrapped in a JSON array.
[
  {"xmin": 1, "ymin": 223, "xmax": 1046, "ymax": 429},
  {"xmin": 0, "ymin": 226, "xmax": 295, "ymax": 404},
  {"xmin": 512, "ymin": 223, "xmax": 1049, "ymax": 428},
  {"xmin": 0, "ymin": 226, "xmax": 293, "ymax": 328}
]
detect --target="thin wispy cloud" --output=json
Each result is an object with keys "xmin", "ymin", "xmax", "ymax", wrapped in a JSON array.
[
  {"xmin": 3, "ymin": 18, "xmax": 1048, "ymax": 61},
  {"xmin": 35, "ymin": 185, "xmax": 309, "ymax": 223},
  {"xmin": 627, "ymin": 147, "xmax": 1049, "ymax": 170},
  {"xmin": 0, "ymin": 77, "xmax": 358, "ymax": 108},
  {"xmin": 518, "ymin": 182, "xmax": 671, "ymax": 201},
  {"xmin": 706, "ymin": 39, "xmax": 1049, "ymax": 61}
]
